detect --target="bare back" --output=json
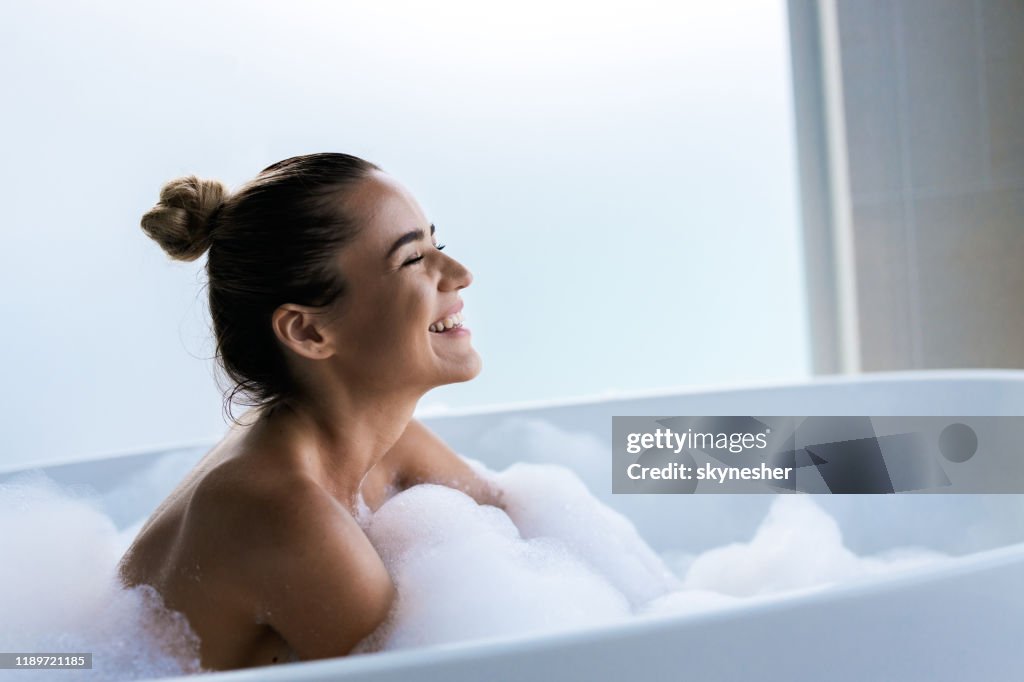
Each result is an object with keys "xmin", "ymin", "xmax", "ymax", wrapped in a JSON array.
[{"xmin": 117, "ymin": 426, "xmax": 402, "ymax": 671}]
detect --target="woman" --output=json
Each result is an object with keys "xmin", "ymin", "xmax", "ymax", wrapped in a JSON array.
[{"xmin": 117, "ymin": 153, "xmax": 505, "ymax": 672}]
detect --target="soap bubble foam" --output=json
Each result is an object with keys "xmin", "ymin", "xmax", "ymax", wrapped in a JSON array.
[
  {"xmin": 0, "ymin": 471, "xmax": 203, "ymax": 681},
  {"xmin": 353, "ymin": 460, "xmax": 949, "ymax": 652},
  {"xmin": 0, "ymin": 419, "xmax": 954, "ymax": 678}
]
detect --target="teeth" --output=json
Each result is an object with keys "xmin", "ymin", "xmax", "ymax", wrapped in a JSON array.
[{"xmin": 429, "ymin": 311, "xmax": 464, "ymax": 333}]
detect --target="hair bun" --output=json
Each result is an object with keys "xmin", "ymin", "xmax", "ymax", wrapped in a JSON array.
[{"xmin": 141, "ymin": 175, "xmax": 228, "ymax": 262}]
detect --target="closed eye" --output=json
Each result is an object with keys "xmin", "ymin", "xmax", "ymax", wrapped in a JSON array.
[{"xmin": 402, "ymin": 243, "xmax": 446, "ymax": 267}]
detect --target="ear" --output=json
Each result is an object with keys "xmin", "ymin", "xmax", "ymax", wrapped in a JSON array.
[{"xmin": 272, "ymin": 304, "xmax": 335, "ymax": 360}]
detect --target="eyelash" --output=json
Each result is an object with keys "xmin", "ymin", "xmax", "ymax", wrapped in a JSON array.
[{"xmin": 403, "ymin": 243, "xmax": 446, "ymax": 267}]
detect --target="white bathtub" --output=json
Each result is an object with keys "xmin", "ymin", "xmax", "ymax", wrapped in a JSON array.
[{"xmin": 6, "ymin": 369, "xmax": 1024, "ymax": 681}]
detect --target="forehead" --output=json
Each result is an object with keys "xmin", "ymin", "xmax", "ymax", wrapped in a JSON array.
[{"xmin": 343, "ymin": 170, "xmax": 428, "ymax": 247}]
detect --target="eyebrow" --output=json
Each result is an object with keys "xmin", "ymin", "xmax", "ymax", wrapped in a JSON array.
[{"xmin": 386, "ymin": 223, "xmax": 435, "ymax": 259}]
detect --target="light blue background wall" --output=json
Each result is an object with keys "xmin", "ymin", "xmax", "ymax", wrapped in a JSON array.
[{"xmin": 0, "ymin": 0, "xmax": 809, "ymax": 469}]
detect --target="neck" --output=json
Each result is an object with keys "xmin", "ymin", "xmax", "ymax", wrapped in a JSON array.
[{"xmin": 255, "ymin": 384, "xmax": 422, "ymax": 516}]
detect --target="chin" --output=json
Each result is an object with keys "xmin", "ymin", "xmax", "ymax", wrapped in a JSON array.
[{"xmin": 442, "ymin": 353, "xmax": 483, "ymax": 386}]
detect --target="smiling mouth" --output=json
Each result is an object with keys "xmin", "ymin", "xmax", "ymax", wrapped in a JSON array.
[{"xmin": 429, "ymin": 311, "xmax": 465, "ymax": 333}]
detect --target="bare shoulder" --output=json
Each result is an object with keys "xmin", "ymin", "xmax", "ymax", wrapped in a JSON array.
[
  {"xmin": 191, "ymin": 468, "xmax": 396, "ymax": 662},
  {"xmin": 389, "ymin": 419, "xmax": 506, "ymax": 510}
]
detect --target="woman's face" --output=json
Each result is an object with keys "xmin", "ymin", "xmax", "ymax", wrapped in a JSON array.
[{"xmin": 321, "ymin": 170, "xmax": 482, "ymax": 395}]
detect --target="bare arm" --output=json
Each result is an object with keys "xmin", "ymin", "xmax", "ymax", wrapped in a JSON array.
[
  {"xmin": 388, "ymin": 418, "xmax": 506, "ymax": 510},
  {"xmin": 226, "ymin": 482, "xmax": 396, "ymax": 662}
]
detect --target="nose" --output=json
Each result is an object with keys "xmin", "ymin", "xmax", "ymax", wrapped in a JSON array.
[{"xmin": 440, "ymin": 252, "xmax": 473, "ymax": 291}]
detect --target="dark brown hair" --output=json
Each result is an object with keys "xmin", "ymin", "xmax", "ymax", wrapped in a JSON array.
[{"xmin": 140, "ymin": 152, "xmax": 382, "ymax": 424}]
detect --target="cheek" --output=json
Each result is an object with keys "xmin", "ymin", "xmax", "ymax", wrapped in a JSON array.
[
  {"xmin": 358, "ymin": 286, "xmax": 431, "ymax": 343},
  {"xmin": 337, "ymin": 276, "xmax": 434, "ymax": 349}
]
